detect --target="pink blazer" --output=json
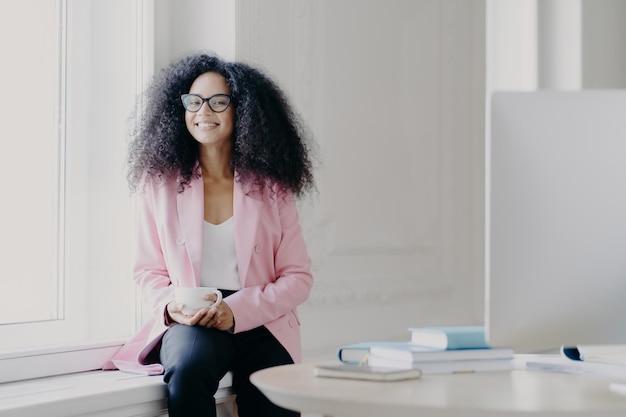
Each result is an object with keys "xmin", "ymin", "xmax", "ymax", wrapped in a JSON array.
[{"xmin": 104, "ymin": 172, "xmax": 313, "ymax": 375}]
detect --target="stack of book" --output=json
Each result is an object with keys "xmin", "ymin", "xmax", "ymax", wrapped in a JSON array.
[{"xmin": 337, "ymin": 326, "xmax": 513, "ymax": 374}]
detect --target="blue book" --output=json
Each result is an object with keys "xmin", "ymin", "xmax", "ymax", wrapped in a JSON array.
[
  {"xmin": 369, "ymin": 342, "xmax": 513, "ymax": 363},
  {"xmin": 368, "ymin": 355, "xmax": 513, "ymax": 374},
  {"xmin": 337, "ymin": 341, "xmax": 411, "ymax": 364},
  {"xmin": 408, "ymin": 325, "xmax": 489, "ymax": 350}
]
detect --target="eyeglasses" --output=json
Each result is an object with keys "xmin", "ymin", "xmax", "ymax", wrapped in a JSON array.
[{"xmin": 181, "ymin": 93, "xmax": 232, "ymax": 113}]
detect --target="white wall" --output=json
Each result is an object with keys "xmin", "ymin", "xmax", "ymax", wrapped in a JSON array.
[
  {"xmin": 488, "ymin": 0, "xmax": 626, "ymax": 91},
  {"xmin": 154, "ymin": 0, "xmax": 236, "ymax": 67},
  {"xmin": 238, "ymin": 0, "xmax": 487, "ymax": 354},
  {"xmin": 582, "ymin": 0, "xmax": 626, "ymax": 88},
  {"xmin": 154, "ymin": 0, "xmax": 487, "ymax": 357},
  {"xmin": 150, "ymin": 0, "xmax": 626, "ymax": 360}
]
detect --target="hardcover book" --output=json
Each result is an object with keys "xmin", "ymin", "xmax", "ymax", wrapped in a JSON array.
[
  {"xmin": 337, "ymin": 341, "xmax": 411, "ymax": 364},
  {"xmin": 408, "ymin": 325, "xmax": 489, "ymax": 350},
  {"xmin": 369, "ymin": 342, "xmax": 513, "ymax": 363},
  {"xmin": 367, "ymin": 356, "xmax": 513, "ymax": 374}
]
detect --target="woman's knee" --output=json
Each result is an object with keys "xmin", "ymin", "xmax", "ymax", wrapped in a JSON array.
[{"xmin": 161, "ymin": 325, "xmax": 235, "ymax": 390}]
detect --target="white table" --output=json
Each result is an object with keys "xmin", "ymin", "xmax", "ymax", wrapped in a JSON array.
[{"xmin": 250, "ymin": 363, "xmax": 626, "ymax": 417}]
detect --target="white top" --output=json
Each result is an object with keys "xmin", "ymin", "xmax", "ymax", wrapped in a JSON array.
[{"xmin": 200, "ymin": 217, "xmax": 241, "ymax": 290}]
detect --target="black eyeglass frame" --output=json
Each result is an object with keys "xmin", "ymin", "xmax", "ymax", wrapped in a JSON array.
[{"xmin": 180, "ymin": 93, "xmax": 233, "ymax": 113}]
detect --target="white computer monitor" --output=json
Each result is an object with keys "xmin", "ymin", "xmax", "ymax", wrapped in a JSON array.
[{"xmin": 486, "ymin": 90, "xmax": 626, "ymax": 351}]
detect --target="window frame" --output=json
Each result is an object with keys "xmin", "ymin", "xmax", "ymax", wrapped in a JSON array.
[{"xmin": 0, "ymin": 0, "xmax": 154, "ymax": 383}]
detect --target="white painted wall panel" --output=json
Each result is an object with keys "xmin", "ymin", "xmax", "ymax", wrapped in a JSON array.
[{"xmin": 236, "ymin": 0, "xmax": 486, "ymax": 353}]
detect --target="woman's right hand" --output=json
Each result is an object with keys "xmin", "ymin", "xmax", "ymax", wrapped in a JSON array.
[
  {"xmin": 166, "ymin": 301, "xmax": 201, "ymax": 326},
  {"xmin": 166, "ymin": 300, "xmax": 232, "ymax": 330}
]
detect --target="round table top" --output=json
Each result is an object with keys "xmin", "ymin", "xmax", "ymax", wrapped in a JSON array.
[{"xmin": 251, "ymin": 362, "xmax": 626, "ymax": 417}]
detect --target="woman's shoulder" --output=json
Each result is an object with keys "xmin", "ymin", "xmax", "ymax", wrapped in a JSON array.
[
  {"xmin": 237, "ymin": 176, "xmax": 293, "ymax": 203},
  {"xmin": 138, "ymin": 170, "xmax": 198, "ymax": 195}
]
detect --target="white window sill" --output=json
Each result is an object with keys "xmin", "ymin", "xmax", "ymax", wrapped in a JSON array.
[{"xmin": 0, "ymin": 370, "xmax": 234, "ymax": 417}]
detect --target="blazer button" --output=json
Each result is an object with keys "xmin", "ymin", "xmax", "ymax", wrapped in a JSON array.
[
  {"xmin": 176, "ymin": 238, "xmax": 185, "ymax": 245},
  {"xmin": 254, "ymin": 244, "xmax": 262, "ymax": 253}
]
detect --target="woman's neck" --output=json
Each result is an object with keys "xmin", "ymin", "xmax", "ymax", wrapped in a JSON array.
[{"xmin": 198, "ymin": 144, "xmax": 233, "ymax": 181}]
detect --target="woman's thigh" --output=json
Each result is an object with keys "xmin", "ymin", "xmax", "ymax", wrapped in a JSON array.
[
  {"xmin": 160, "ymin": 324, "xmax": 235, "ymax": 388},
  {"xmin": 232, "ymin": 326, "xmax": 298, "ymax": 417}
]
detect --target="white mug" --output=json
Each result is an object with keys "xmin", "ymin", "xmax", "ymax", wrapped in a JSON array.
[{"xmin": 174, "ymin": 287, "xmax": 223, "ymax": 315}]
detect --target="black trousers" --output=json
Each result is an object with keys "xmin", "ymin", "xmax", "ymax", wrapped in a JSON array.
[{"xmin": 160, "ymin": 322, "xmax": 298, "ymax": 417}]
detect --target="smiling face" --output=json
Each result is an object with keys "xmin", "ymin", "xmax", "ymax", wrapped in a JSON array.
[{"xmin": 184, "ymin": 72, "xmax": 234, "ymax": 148}]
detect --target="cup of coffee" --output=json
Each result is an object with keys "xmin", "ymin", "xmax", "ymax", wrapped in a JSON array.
[{"xmin": 174, "ymin": 287, "xmax": 223, "ymax": 315}]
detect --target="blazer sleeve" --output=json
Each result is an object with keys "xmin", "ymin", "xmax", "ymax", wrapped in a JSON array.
[
  {"xmin": 132, "ymin": 179, "xmax": 174, "ymax": 321},
  {"xmin": 227, "ymin": 191, "xmax": 313, "ymax": 332}
]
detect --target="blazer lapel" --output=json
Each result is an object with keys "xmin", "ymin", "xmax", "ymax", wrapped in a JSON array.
[
  {"xmin": 233, "ymin": 179, "xmax": 262, "ymax": 286},
  {"xmin": 176, "ymin": 175, "xmax": 204, "ymax": 286}
]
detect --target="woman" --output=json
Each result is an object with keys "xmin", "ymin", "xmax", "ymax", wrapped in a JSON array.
[{"xmin": 104, "ymin": 52, "xmax": 315, "ymax": 417}]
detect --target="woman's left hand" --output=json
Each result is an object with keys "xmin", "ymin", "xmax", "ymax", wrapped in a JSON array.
[{"xmin": 194, "ymin": 301, "xmax": 235, "ymax": 331}]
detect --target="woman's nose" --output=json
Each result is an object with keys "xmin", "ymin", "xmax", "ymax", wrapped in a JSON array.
[{"xmin": 198, "ymin": 100, "xmax": 214, "ymax": 114}]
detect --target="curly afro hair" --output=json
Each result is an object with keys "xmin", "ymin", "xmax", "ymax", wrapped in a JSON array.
[{"xmin": 127, "ymin": 52, "xmax": 316, "ymax": 197}]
